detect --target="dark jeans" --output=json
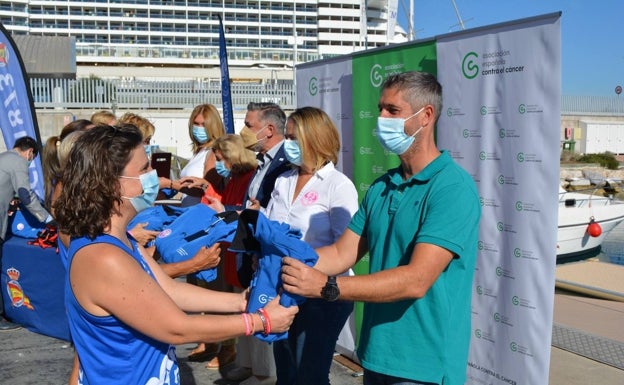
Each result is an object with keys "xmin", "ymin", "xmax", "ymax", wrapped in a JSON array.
[
  {"xmin": 274, "ymin": 298, "xmax": 353, "ymax": 385},
  {"xmin": 363, "ymin": 369, "xmax": 439, "ymax": 385}
]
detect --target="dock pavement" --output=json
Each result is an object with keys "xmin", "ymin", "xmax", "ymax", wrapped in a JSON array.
[{"xmin": 1, "ymin": 286, "xmax": 623, "ymax": 384}]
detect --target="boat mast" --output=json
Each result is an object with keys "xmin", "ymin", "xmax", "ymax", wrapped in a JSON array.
[
  {"xmin": 399, "ymin": 0, "xmax": 416, "ymax": 40},
  {"xmin": 450, "ymin": 0, "xmax": 466, "ymax": 30}
]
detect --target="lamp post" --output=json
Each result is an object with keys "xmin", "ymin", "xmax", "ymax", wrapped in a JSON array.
[{"xmin": 293, "ymin": 1, "xmax": 297, "ymax": 90}]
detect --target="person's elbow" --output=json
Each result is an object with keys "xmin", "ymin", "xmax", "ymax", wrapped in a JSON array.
[
  {"xmin": 160, "ymin": 331, "xmax": 188, "ymax": 346},
  {"xmin": 17, "ymin": 187, "xmax": 34, "ymax": 205},
  {"xmin": 406, "ymin": 284, "xmax": 430, "ymax": 300},
  {"xmin": 155, "ymin": 319, "xmax": 194, "ymax": 345}
]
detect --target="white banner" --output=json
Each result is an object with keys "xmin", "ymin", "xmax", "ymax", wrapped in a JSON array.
[
  {"xmin": 436, "ymin": 14, "xmax": 561, "ymax": 385},
  {"xmin": 296, "ymin": 57, "xmax": 354, "ymax": 179},
  {"xmin": 386, "ymin": 0, "xmax": 398, "ymax": 44}
]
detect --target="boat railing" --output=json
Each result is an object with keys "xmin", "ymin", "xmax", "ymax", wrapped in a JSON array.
[{"xmin": 560, "ymin": 186, "xmax": 623, "ymax": 208}]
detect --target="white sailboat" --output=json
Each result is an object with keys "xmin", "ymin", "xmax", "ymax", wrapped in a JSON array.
[{"xmin": 557, "ymin": 186, "xmax": 624, "ymax": 261}]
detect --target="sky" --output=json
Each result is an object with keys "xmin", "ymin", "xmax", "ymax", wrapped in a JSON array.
[{"xmin": 396, "ymin": 0, "xmax": 623, "ymax": 96}]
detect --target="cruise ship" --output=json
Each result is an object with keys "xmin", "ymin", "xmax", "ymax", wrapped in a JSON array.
[{"xmin": 0, "ymin": 0, "xmax": 408, "ymax": 80}]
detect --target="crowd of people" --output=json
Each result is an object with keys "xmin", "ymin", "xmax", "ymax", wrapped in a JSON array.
[{"xmin": 0, "ymin": 71, "xmax": 480, "ymax": 385}]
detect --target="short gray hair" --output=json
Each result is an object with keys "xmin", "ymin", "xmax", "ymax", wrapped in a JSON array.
[
  {"xmin": 381, "ymin": 71, "xmax": 443, "ymax": 122},
  {"xmin": 247, "ymin": 102, "xmax": 286, "ymax": 135}
]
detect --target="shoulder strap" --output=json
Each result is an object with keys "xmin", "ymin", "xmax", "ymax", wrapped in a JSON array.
[{"xmin": 68, "ymin": 234, "xmax": 134, "ymax": 259}]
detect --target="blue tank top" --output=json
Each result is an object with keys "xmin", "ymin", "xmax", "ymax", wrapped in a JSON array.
[{"xmin": 65, "ymin": 234, "xmax": 179, "ymax": 385}]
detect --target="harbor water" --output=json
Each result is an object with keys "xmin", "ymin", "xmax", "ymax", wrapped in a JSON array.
[{"xmin": 597, "ymin": 220, "xmax": 624, "ymax": 266}]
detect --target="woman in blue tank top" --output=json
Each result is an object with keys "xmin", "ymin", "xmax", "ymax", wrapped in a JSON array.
[{"xmin": 53, "ymin": 124, "xmax": 298, "ymax": 385}]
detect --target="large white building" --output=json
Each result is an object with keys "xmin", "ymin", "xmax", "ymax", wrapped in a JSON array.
[{"xmin": 0, "ymin": 0, "xmax": 407, "ymax": 80}]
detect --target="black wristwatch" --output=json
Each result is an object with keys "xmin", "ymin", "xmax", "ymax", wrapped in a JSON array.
[{"xmin": 321, "ymin": 276, "xmax": 340, "ymax": 302}]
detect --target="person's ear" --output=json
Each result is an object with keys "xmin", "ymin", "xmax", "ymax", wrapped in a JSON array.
[
  {"xmin": 265, "ymin": 124, "xmax": 275, "ymax": 138},
  {"xmin": 421, "ymin": 105, "xmax": 435, "ymax": 127}
]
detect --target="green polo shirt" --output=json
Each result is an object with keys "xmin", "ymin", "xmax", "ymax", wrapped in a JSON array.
[{"xmin": 349, "ymin": 151, "xmax": 481, "ymax": 385}]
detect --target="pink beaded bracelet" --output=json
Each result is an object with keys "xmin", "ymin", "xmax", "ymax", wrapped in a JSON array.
[{"xmin": 256, "ymin": 308, "xmax": 271, "ymax": 335}]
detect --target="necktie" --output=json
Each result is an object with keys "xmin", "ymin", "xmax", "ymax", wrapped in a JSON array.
[{"xmin": 256, "ymin": 153, "xmax": 265, "ymax": 169}]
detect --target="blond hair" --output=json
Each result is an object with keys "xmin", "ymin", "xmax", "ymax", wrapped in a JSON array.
[
  {"xmin": 117, "ymin": 112, "xmax": 155, "ymax": 142},
  {"xmin": 288, "ymin": 107, "xmax": 340, "ymax": 171},
  {"xmin": 212, "ymin": 134, "xmax": 257, "ymax": 174},
  {"xmin": 188, "ymin": 104, "xmax": 226, "ymax": 154},
  {"xmin": 58, "ymin": 130, "xmax": 86, "ymax": 169},
  {"xmin": 90, "ymin": 110, "xmax": 117, "ymax": 126}
]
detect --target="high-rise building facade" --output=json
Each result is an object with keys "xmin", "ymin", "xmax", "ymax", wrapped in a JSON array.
[{"xmin": 0, "ymin": 0, "xmax": 406, "ymax": 79}]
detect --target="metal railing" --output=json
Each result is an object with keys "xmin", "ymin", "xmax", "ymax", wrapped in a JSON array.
[
  {"xmin": 30, "ymin": 77, "xmax": 296, "ymax": 110},
  {"xmin": 29, "ymin": 77, "xmax": 624, "ymax": 115}
]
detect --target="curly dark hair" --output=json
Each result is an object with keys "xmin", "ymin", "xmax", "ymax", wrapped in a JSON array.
[{"xmin": 53, "ymin": 124, "xmax": 143, "ymax": 238}]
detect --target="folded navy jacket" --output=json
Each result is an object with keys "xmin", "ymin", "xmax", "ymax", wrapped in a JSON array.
[
  {"xmin": 229, "ymin": 209, "xmax": 319, "ymax": 342},
  {"xmin": 155, "ymin": 204, "xmax": 238, "ymax": 282}
]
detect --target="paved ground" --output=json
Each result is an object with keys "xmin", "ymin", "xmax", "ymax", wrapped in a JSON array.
[
  {"xmin": 0, "ymin": 329, "xmax": 364, "ymax": 385},
  {"xmin": 1, "ymin": 290, "xmax": 623, "ymax": 385}
]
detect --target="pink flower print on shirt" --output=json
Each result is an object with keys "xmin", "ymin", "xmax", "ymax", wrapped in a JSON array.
[{"xmin": 301, "ymin": 191, "xmax": 318, "ymax": 206}]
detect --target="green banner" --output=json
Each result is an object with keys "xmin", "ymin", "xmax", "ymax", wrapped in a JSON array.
[{"xmin": 350, "ymin": 41, "xmax": 437, "ymax": 345}]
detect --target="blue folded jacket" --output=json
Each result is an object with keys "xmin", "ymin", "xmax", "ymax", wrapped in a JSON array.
[
  {"xmin": 127, "ymin": 205, "xmax": 187, "ymax": 246},
  {"xmin": 229, "ymin": 209, "xmax": 319, "ymax": 342},
  {"xmin": 155, "ymin": 204, "xmax": 238, "ymax": 282}
]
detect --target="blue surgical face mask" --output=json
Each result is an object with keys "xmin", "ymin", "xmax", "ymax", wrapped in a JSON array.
[
  {"xmin": 120, "ymin": 169, "xmax": 160, "ymax": 213},
  {"xmin": 376, "ymin": 107, "xmax": 425, "ymax": 155},
  {"xmin": 215, "ymin": 160, "xmax": 231, "ymax": 178},
  {"xmin": 192, "ymin": 125, "xmax": 209, "ymax": 143},
  {"xmin": 283, "ymin": 139, "xmax": 302, "ymax": 166}
]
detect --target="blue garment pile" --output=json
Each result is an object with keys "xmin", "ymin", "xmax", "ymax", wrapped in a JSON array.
[
  {"xmin": 229, "ymin": 209, "xmax": 319, "ymax": 342},
  {"xmin": 127, "ymin": 205, "xmax": 186, "ymax": 246},
  {"xmin": 154, "ymin": 204, "xmax": 238, "ymax": 282}
]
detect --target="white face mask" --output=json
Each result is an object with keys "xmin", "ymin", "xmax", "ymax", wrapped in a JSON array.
[{"xmin": 375, "ymin": 107, "xmax": 425, "ymax": 155}]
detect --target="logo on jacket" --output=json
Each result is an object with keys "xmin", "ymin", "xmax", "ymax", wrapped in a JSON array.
[
  {"xmin": 258, "ymin": 293, "xmax": 275, "ymax": 305},
  {"xmin": 6, "ymin": 267, "xmax": 34, "ymax": 310},
  {"xmin": 158, "ymin": 229, "xmax": 172, "ymax": 238}
]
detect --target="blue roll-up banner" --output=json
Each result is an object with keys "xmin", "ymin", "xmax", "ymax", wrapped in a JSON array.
[
  {"xmin": 217, "ymin": 15, "xmax": 235, "ymax": 134},
  {"xmin": 0, "ymin": 23, "xmax": 45, "ymax": 199}
]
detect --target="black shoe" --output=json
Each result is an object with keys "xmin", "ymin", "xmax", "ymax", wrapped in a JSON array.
[{"xmin": 0, "ymin": 317, "xmax": 22, "ymax": 331}]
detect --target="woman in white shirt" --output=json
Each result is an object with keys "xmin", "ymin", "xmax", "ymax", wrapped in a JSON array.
[
  {"xmin": 265, "ymin": 106, "xmax": 358, "ymax": 385},
  {"xmin": 167, "ymin": 104, "xmax": 226, "ymax": 207}
]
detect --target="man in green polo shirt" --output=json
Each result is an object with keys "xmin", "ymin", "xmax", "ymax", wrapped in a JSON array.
[{"xmin": 281, "ymin": 71, "xmax": 481, "ymax": 385}]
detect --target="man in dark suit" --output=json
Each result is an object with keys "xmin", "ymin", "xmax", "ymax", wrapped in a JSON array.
[
  {"xmin": 225, "ymin": 102, "xmax": 291, "ymax": 385},
  {"xmin": 240, "ymin": 102, "xmax": 291, "ymax": 209}
]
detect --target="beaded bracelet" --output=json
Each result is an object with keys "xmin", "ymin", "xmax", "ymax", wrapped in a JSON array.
[{"xmin": 256, "ymin": 308, "xmax": 271, "ymax": 335}]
